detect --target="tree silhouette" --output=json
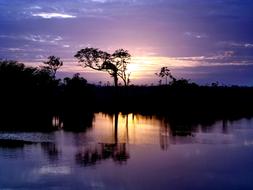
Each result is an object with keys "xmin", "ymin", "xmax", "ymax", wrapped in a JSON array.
[
  {"xmin": 43, "ymin": 56, "xmax": 63, "ymax": 78},
  {"xmin": 155, "ymin": 67, "xmax": 176, "ymax": 85},
  {"xmin": 112, "ymin": 49, "xmax": 131, "ymax": 86},
  {"xmin": 75, "ymin": 47, "xmax": 131, "ymax": 87},
  {"xmin": 101, "ymin": 58, "xmax": 119, "ymax": 87}
]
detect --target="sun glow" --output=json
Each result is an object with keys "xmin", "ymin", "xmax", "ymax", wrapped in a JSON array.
[
  {"xmin": 120, "ymin": 55, "xmax": 202, "ymax": 83},
  {"xmin": 128, "ymin": 56, "xmax": 160, "ymax": 80},
  {"xmin": 127, "ymin": 63, "xmax": 139, "ymax": 73},
  {"xmin": 34, "ymin": 55, "xmax": 202, "ymax": 85}
]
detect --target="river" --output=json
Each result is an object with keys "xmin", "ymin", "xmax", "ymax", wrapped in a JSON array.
[{"xmin": 0, "ymin": 113, "xmax": 253, "ymax": 189}]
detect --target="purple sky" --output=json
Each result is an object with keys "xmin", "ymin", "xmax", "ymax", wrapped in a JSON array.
[{"xmin": 0, "ymin": 0, "xmax": 253, "ymax": 85}]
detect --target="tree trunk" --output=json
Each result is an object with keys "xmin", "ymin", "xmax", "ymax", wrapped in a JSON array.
[
  {"xmin": 113, "ymin": 74, "xmax": 118, "ymax": 87},
  {"xmin": 123, "ymin": 79, "xmax": 127, "ymax": 87}
]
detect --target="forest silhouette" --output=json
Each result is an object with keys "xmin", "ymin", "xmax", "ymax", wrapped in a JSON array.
[{"xmin": 1, "ymin": 48, "xmax": 253, "ymax": 131}]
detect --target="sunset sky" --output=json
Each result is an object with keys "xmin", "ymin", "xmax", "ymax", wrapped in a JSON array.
[{"xmin": 0, "ymin": 0, "xmax": 253, "ymax": 85}]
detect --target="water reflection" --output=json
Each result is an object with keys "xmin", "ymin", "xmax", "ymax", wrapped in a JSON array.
[
  {"xmin": 61, "ymin": 111, "xmax": 94, "ymax": 132},
  {"xmin": 0, "ymin": 139, "xmax": 34, "ymax": 149},
  {"xmin": 93, "ymin": 113, "xmax": 165, "ymax": 145},
  {"xmin": 92, "ymin": 113, "xmax": 197, "ymax": 150},
  {"xmin": 1, "ymin": 113, "xmax": 253, "ymax": 189},
  {"xmin": 0, "ymin": 113, "xmax": 245, "ymax": 155},
  {"xmin": 75, "ymin": 112, "xmax": 130, "ymax": 166},
  {"xmin": 41, "ymin": 142, "xmax": 61, "ymax": 162},
  {"xmin": 76, "ymin": 143, "xmax": 129, "ymax": 167}
]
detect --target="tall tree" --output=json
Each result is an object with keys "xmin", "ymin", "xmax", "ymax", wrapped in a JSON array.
[
  {"xmin": 75, "ymin": 47, "xmax": 131, "ymax": 87},
  {"xmin": 112, "ymin": 49, "xmax": 131, "ymax": 86},
  {"xmin": 43, "ymin": 56, "xmax": 63, "ymax": 77},
  {"xmin": 155, "ymin": 67, "xmax": 176, "ymax": 85}
]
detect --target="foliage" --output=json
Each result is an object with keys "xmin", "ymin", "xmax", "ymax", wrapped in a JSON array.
[
  {"xmin": 2, "ymin": 58, "xmax": 253, "ymax": 131},
  {"xmin": 64, "ymin": 73, "xmax": 88, "ymax": 90},
  {"xmin": 112, "ymin": 49, "xmax": 131, "ymax": 86},
  {"xmin": 155, "ymin": 67, "xmax": 176, "ymax": 85},
  {"xmin": 75, "ymin": 47, "xmax": 131, "ymax": 87},
  {"xmin": 43, "ymin": 56, "xmax": 63, "ymax": 77}
]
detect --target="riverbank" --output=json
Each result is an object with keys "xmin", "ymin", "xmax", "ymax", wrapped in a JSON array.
[{"xmin": 1, "ymin": 61, "xmax": 253, "ymax": 131}]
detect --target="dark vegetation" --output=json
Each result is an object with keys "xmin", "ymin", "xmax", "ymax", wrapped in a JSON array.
[
  {"xmin": 75, "ymin": 47, "xmax": 131, "ymax": 87},
  {"xmin": 1, "ymin": 49, "xmax": 253, "ymax": 132}
]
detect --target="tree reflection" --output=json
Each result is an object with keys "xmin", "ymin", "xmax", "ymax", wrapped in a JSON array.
[
  {"xmin": 75, "ymin": 143, "xmax": 129, "ymax": 166},
  {"xmin": 75, "ymin": 112, "xmax": 130, "ymax": 167},
  {"xmin": 60, "ymin": 112, "xmax": 94, "ymax": 132},
  {"xmin": 159, "ymin": 125, "xmax": 170, "ymax": 150},
  {"xmin": 41, "ymin": 142, "xmax": 60, "ymax": 162},
  {"xmin": 222, "ymin": 119, "xmax": 228, "ymax": 134}
]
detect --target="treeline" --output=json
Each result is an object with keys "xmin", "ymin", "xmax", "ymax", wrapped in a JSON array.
[
  {"xmin": 1, "ymin": 60, "xmax": 253, "ymax": 131},
  {"xmin": 0, "ymin": 60, "xmax": 93, "ymax": 131},
  {"xmin": 94, "ymin": 84, "xmax": 253, "ymax": 115}
]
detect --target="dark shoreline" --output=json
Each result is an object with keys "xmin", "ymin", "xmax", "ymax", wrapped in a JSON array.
[{"xmin": 1, "ymin": 61, "xmax": 253, "ymax": 131}]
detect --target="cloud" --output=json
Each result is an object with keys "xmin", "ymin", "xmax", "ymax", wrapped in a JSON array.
[
  {"xmin": 184, "ymin": 32, "xmax": 208, "ymax": 39},
  {"xmin": 0, "ymin": 33, "xmax": 71, "ymax": 61},
  {"xmin": 23, "ymin": 34, "xmax": 63, "ymax": 45},
  {"xmin": 7, "ymin": 48, "xmax": 24, "ymax": 52},
  {"xmin": 218, "ymin": 41, "xmax": 253, "ymax": 49},
  {"xmin": 62, "ymin": 44, "xmax": 70, "ymax": 48},
  {"xmin": 173, "ymin": 51, "xmax": 238, "ymax": 65},
  {"xmin": 0, "ymin": 34, "xmax": 18, "ymax": 40},
  {"xmin": 91, "ymin": 0, "xmax": 107, "ymax": 3},
  {"xmin": 0, "ymin": 34, "xmax": 63, "ymax": 44},
  {"xmin": 244, "ymin": 43, "xmax": 253, "ymax": 48},
  {"xmin": 35, "ymin": 55, "xmax": 45, "ymax": 59},
  {"xmin": 32, "ymin": 12, "xmax": 76, "ymax": 19},
  {"xmin": 1, "ymin": 0, "xmax": 253, "ymax": 86},
  {"xmin": 29, "ymin": 6, "xmax": 42, "ymax": 10}
]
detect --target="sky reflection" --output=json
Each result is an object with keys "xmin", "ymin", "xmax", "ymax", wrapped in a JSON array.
[{"xmin": 0, "ymin": 114, "xmax": 253, "ymax": 189}]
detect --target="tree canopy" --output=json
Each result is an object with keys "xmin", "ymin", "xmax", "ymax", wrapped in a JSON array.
[
  {"xmin": 43, "ymin": 56, "xmax": 63, "ymax": 77},
  {"xmin": 75, "ymin": 47, "xmax": 131, "ymax": 87},
  {"xmin": 155, "ymin": 67, "xmax": 176, "ymax": 85}
]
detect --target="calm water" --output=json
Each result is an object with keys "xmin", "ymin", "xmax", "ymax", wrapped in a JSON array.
[{"xmin": 1, "ymin": 113, "xmax": 253, "ymax": 190}]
